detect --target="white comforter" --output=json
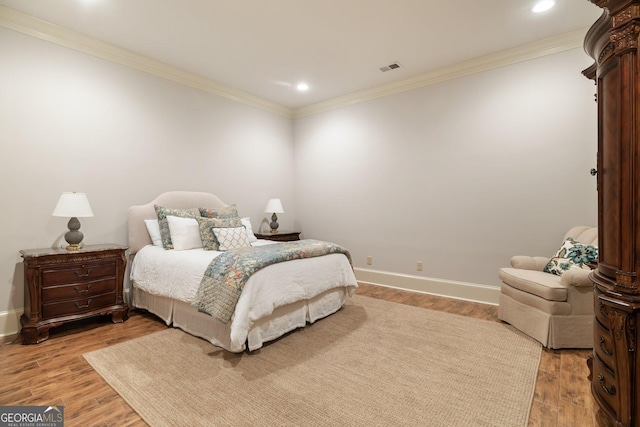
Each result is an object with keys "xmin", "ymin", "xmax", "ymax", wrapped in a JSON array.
[{"xmin": 130, "ymin": 242, "xmax": 358, "ymax": 348}]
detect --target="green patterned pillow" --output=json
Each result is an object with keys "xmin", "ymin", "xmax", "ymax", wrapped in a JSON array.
[
  {"xmin": 199, "ymin": 205, "xmax": 239, "ymax": 219},
  {"xmin": 196, "ymin": 217, "xmax": 242, "ymax": 250},
  {"xmin": 213, "ymin": 226, "xmax": 252, "ymax": 250},
  {"xmin": 154, "ymin": 205, "xmax": 200, "ymax": 249},
  {"xmin": 543, "ymin": 238, "xmax": 598, "ymax": 276}
]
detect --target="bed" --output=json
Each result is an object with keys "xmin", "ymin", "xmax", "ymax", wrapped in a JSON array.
[{"xmin": 128, "ymin": 191, "xmax": 358, "ymax": 352}]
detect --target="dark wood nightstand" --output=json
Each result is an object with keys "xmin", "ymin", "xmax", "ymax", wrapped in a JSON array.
[
  {"xmin": 20, "ymin": 244, "xmax": 129, "ymax": 344},
  {"xmin": 254, "ymin": 231, "xmax": 301, "ymax": 242}
]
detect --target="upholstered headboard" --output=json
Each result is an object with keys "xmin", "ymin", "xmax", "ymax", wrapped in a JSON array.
[{"xmin": 128, "ymin": 191, "xmax": 227, "ymax": 256}]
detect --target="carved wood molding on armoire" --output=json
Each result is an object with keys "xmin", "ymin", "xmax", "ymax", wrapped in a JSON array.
[{"xmin": 583, "ymin": 1, "xmax": 640, "ymax": 426}]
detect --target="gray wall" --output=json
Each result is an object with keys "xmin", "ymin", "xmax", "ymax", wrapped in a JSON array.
[
  {"xmin": 0, "ymin": 28, "xmax": 294, "ymax": 328},
  {"xmin": 293, "ymin": 48, "xmax": 598, "ymax": 287},
  {"xmin": 0, "ymin": 26, "xmax": 598, "ymax": 334}
]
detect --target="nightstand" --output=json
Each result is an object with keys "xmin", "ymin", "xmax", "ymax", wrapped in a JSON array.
[
  {"xmin": 254, "ymin": 231, "xmax": 301, "ymax": 242},
  {"xmin": 20, "ymin": 244, "xmax": 129, "ymax": 344}
]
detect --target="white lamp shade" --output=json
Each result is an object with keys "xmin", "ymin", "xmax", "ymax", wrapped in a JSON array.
[
  {"xmin": 264, "ymin": 198, "xmax": 284, "ymax": 214},
  {"xmin": 52, "ymin": 192, "xmax": 94, "ymax": 218}
]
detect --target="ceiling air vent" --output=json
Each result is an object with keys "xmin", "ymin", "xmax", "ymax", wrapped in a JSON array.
[{"xmin": 379, "ymin": 62, "xmax": 401, "ymax": 72}]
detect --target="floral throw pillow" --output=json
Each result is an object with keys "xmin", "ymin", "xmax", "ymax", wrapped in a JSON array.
[
  {"xmin": 196, "ymin": 217, "xmax": 242, "ymax": 250},
  {"xmin": 199, "ymin": 205, "xmax": 239, "ymax": 220},
  {"xmin": 154, "ymin": 205, "xmax": 200, "ymax": 250},
  {"xmin": 543, "ymin": 238, "xmax": 598, "ymax": 276}
]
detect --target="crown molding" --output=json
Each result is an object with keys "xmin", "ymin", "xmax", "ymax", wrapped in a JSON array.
[
  {"xmin": 0, "ymin": 5, "xmax": 589, "ymax": 121},
  {"xmin": 293, "ymin": 27, "xmax": 590, "ymax": 118},
  {"xmin": 0, "ymin": 5, "xmax": 292, "ymax": 118}
]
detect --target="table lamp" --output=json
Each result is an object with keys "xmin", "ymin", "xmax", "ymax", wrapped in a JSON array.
[
  {"xmin": 52, "ymin": 192, "xmax": 94, "ymax": 250},
  {"xmin": 264, "ymin": 198, "xmax": 284, "ymax": 233}
]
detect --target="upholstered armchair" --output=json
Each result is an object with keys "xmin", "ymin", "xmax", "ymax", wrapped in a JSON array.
[{"xmin": 498, "ymin": 226, "xmax": 598, "ymax": 349}]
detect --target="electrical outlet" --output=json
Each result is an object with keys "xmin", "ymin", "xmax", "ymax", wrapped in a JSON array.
[
  {"xmin": 417, "ymin": 261, "xmax": 423, "ymax": 271},
  {"xmin": 366, "ymin": 256, "xmax": 372, "ymax": 265}
]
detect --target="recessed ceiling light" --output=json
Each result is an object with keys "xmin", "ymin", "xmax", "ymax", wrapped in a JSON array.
[
  {"xmin": 296, "ymin": 83, "xmax": 309, "ymax": 92},
  {"xmin": 532, "ymin": 1, "xmax": 555, "ymax": 13}
]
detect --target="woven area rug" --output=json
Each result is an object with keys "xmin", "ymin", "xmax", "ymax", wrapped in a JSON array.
[{"xmin": 84, "ymin": 295, "xmax": 541, "ymax": 427}]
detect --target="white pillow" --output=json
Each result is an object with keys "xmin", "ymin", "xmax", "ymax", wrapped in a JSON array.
[
  {"xmin": 166, "ymin": 215, "xmax": 203, "ymax": 250},
  {"xmin": 241, "ymin": 217, "xmax": 258, "ymax": 242},
  {"xmin": 213, "ymin": 226, "xmax": 252, "ymax": 250},
  {"xmin": 144, "ymin": 219, "xmax": 163, "ymax": 247}
]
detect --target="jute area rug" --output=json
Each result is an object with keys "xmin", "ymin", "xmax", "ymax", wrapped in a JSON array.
[{"xmin": 84, "ymin": 295, "xmax": 541, "ymax": 427}]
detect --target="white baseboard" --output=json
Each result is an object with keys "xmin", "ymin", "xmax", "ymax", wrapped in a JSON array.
[
  {"xmin": 0, "ymin": 308, "xmax": 22, "ymax": 338},
  {"xmin": 354, "ymin": 268, "xmax": 500, "ymax": 306},
  {"xmin": 1, "ymin": 272, "xmax": 498, "ymax": 337}
]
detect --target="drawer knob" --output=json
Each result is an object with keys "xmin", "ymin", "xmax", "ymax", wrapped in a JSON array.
[
  {"xmin": 598, "ymin": 374, "xmax": 616, "ymax": 395},
  {"xmin": 73, "ymin": 284, "xmax": 93, "ymax": 293},
  {"xmin": 599, "ymin": 337, "xmax": 613, "ymax": 355},
  {"xmin": 74, "ymin": 268, "xmax": 92, "ymax": 278},
  {"xmin": 74, "ymin": 299, "xmax": 92, "ymax": 309}
]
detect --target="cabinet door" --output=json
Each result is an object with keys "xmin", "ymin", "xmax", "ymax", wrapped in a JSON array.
[
  {"xmin": 597, "ymin": 45, "xmax": 640, "ymax": 293},
  {"xmin": 596, "ymin": 59, "xmax": 621, "ymax": 282}
]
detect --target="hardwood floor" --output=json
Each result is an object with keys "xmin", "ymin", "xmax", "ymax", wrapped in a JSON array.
[
  {"xmin": 356, "ymin": 283, "xmax": 611, "ymax": 427},
  {"xmin": 0, "ymin": 283, "xmax": 606, "ymax": 426}
]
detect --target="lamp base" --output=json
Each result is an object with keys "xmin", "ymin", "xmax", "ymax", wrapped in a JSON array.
[
  {"xmin": 270, "ymin": 213, "xmax": 279, "ymax": 233},
  {"xmin": 64, "ymin": 217, "xmax": 84, "ymax": 251}
]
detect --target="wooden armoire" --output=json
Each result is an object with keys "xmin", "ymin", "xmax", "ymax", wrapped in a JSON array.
[{"xmin": 583, "ymin": 1, "xmax": 640, "ymax": 426}]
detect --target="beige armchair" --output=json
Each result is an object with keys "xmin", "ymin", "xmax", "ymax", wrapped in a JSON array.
[{"xmin": 498, "ymin": 226, "xmax": 597, "ymax": 349}]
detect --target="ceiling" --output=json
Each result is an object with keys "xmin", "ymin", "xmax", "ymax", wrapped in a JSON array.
[{"xmin": 0, "ymin": 0, "xmax": 602, "ymax": 109}]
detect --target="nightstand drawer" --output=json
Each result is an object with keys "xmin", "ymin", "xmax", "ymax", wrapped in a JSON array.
[
  {"xmin": 42, "ymin": 262, "xmax": 115, "ymax": 286},
  {"xmin": 42, "ymin": 292, "xmax": 116, "ymax": 319},
  {"xmin": 42, "ymin": 278, "xmax": 116, "ymax": 303}
]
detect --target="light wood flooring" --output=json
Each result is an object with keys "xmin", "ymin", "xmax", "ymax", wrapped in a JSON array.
[{"xmin": 0, "ymin": 283, "xmax": 609, "ymax": 426}]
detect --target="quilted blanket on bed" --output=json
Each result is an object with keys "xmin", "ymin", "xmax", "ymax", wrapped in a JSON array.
[{"xmin": 192, "ymin": 239, "xmax": 352, "ymax": 324}]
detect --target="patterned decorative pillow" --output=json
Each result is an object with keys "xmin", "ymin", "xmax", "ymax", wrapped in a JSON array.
[
  {"xmin": 544, "ymin": 238, "xmax": 598, "ymax": 276},
  {"xmin": 213, "ymin": 226, "xmax": 252, "ymax": 251},
  {"xmin": 199, "ymin": 205, "xmax": 239, "ymax": 220},
  {"xmin": 196, "ymin": 217, "xmax": 242, "ymax": 250},
  {"xmin": 154, "ymin": 205, "xmax": 200, "ymax": 249}
]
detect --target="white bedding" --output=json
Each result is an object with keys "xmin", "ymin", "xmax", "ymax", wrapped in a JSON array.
[{"xmin": 130, "ymin": 242, "xmax": 358, "ymax": 351}]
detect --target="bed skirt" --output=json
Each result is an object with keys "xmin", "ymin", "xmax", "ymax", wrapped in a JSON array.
[{"xmin": 132, "ymin": 286, "xmax": 349, "ymax": 352}]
